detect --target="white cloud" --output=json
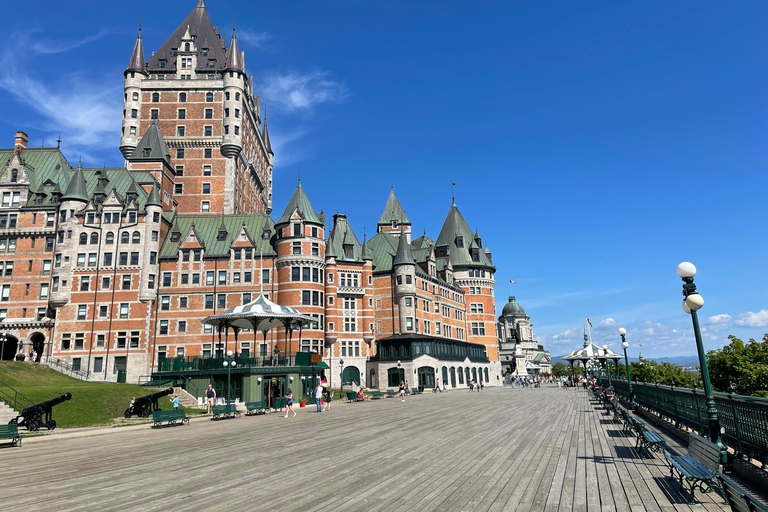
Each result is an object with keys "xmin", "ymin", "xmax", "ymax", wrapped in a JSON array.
[
  {"xmin": 30, "ymin": 29, "xmax": 110, "ymax": 55},
  {"xmin": 735, "ymin": 309, "xmax": 768, "ymax": 327},
  {"xmin": 262, "ymin": 70, "xmax": 348, "ymax": 112},
  {"xmin": 238, "ymin": 29, "xmax": 272, "ymax": 49},
  {"xmin": 599, "ymin": 317, "xmax": 615, "ymax": 327},
  {"xmin": 708, "ymin": 314, "xmax": 731, "ymax": 325}
]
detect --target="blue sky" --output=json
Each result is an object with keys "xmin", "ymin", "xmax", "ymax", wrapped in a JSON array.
[{"xmin": 1, "ymin": 1, "xmax": 766, "ymax": 358}]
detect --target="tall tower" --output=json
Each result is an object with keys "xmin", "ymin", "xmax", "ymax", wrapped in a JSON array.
[
  {"xmin": 123, "ymin": 1, "xmax": 273, "ymax": 215},
  {"xmin": 377, "ymin": 188, "xmax": 411, "ymax": 242}
]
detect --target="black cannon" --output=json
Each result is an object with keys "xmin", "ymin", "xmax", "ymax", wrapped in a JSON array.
[
  {"xmin": 124, "ymin": 388, "xmax": 174, "ymax": 418},
  {"xmin": 9, "ymin": 392, "xmax": 72, "ymax": 431}
]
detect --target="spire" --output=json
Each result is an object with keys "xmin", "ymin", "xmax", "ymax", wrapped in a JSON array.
[
  {"xmin": 393, "ymin": 229, "xmax": 415, "ymax": 267},
  {"xmin": 226, "ymin": 24, "xmax": 243, "ymax": 72},
  {"xmin": 145, "ymin": 181, "xmax": 162, "ymax": 208},
  {"xmin": 378, "ymin": 189, "xmax": 411, "ymax": 226},
  {"xmin": 277, "ymin": 179, "xmax": 321, "ymax": 225},
  {"xmin": 361, "ymin": 235, "xmax": 372, "ymax": 261},
  {"xmin": 130, "ymin": 121, "xmax": 173, "ymax": 168},
  {"xmin": 126, "ymin": 25, "xmax": 146, "ymax": 74},
  {"xmin": 262, "ymin": 118, "xmax": 273, "ymax": 155},
  {"xmin": 62, "ymin": 162, "xmax": 88, "ymax": 203}
]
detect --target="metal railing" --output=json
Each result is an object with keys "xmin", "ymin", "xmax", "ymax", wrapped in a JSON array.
[
  {"xmin": 156, "ymin": 355, "xmax": 290, "ymax": 373},
  {"xmin": 0, "ymin": 378, "xmax": 34, "ymax": 412},
  {"xmin": 603, "ymin": 377, "xmax": 768, "ymax": 468},
  {"xmin": 39, "ymin": 355, "xmax": 90, "ymax": 381}
]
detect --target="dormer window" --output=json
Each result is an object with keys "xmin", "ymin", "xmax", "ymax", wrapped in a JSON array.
[
  {"xmin": 159, "ymin": 60, "xmax": 166, "ymax": 68},
  {"xmin": 343, "ymin": 244, "xmax": 354, "ymax": 259},
  {"xmin": 208, "ymin": 59, "xmax": 216, "ymax": 67},
  {"xmin": 202, "ymin": 48, "xmax": 209, "ymax": 56},
  {"xmin": 261, "ymin": 229, "xmax": 270, "ymax": 240},
  {"xmin": 171, "ymin": 49, "xmax": 177, "ymax": 56},
  {"xmin": 171, "ymin": 232, "xmax": 180, "ymax": 242},
  {"xmin": 10, "ymin": 170, "xmax": 17, "ymax": 182},
  {"xmin": 391, "ymin": 220, "xmax": 398, "ymax": 229},
  {"xmin": 456, "ymin": 236, "xmax": 464, "ymax": 248},
  {"xmin": 217, "ymin": 231, "xmax": 226, "ymax": 241},
  {"xmin": 142, "ymin": 148, "xmax": 151, "ymax": 157},
  {"xmin": 184, "ymin": 43, "xmax": 190, "ymax": 52}
]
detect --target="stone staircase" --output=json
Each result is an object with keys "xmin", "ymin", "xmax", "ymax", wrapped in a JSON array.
[
  {"xmin": 172, "ymin": 387, "xmax": 202, "ymax": 409},
  {"xmin": 0, "ymin": 400, "xmax": 21, "ymax": 424}
]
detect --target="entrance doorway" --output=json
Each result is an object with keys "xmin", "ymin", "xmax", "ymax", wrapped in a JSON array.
[
  {"xmin": 417, "ymin": 366, "xmax": 435, "ymax": 390},
  {"xmin": 0, "ymin": 334, "xmax": 18, "ymax": 361},
  {"xmin": 450, "ymin": 367, "xmax": 456, "ymax": 388},
  {"xmin": 263, "ymin": 376, "xmax": 286, "ymax": 408},
  {"xmin": 114, "ymin": 356, "xmax": 127, "ymax": 383},
  {"xmin": 30, "ymin": 332, "xmax": 45, "ymax": 362},
  {"xmin": 341, "ymin": 366, "xmax": 360, "ymax": 387}
]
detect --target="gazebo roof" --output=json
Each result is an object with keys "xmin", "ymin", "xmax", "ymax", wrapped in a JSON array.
[
  {"xmin": 562, "ymin": 340, "xmax": 622, "ymax": 362},
  {"xmin": 202, "ymin": 294, "xmax": 314, "ymax": 331}
]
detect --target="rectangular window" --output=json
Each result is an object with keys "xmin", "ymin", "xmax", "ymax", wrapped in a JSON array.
[
  {"xmin": 302, "ymin": 291, "xmax": 310, "ymax": 305},
  {"xmin": 302, "ymin": 267, "xmax": 310, "ymax": 281},
  {"xmin": 217, "ymin": 294, "xmax": 226, "ymax": 309},
  {"xmin": 120, "ymin": 303, "xmax": 129, "ymax": 318},
  {"xmin": 179, "ymin": 297, "xmax": 188, "ymax": 308},
  {"xmin": 178, "ymin": 321, "xmax": 186, "ymax": 333},
  {"xmin": 292, "ymin": 242, "xmax": 301, "ymax": 255},
  {"xmin": 77, "ymin": 305, "xmax": 87, "ymax": 320},
  {"xmin": 176, "ymin": 148, "xmax": 184, "ymax": 159},
  {"xmin": 176, "ymin": 165, "xmax": 184, "ymax": 176},
  {"xmin": 151, "ymin": 109, "xmax": 158, "ymax": 120},
  {"xmin": 261, "ymin": 269, "xmax": 270, "ymax": 284},
  {"xmin": 39, "ymin": 283, "xmax": 49, "ymax": 299},
  {"xmin": 291, "ymin": 267, "xmax": 300, "ymax": 281},
  {"xmin": 122, "ymin": 275, "xmax": 131, "ymax": 290},
  {"xmin": 93, "ymin": 357, "xmax": 103, "ymax": 373},
  {"xmin": 177, "ymin": 126, "xmax": 185, "ymax": 136},
  {"xmin": 130, "ymin": 252, "xmax": 139, "ymax": 265},
  {"xmin": 159, "ymin": 320, "xmax": 168, "ymax": 335},
  {"xmin": 202, "ymin": 183, "xmax": 211, "ymax": 194},
  {"xmin": 204, "ymin": 126, "xmax": 212, "ymax": 136},
  {"xmin": 206, "ymin": 271, "xmax": 214, "ymax": 285},
  {"xmin": 102, "ymin": 276, "xmax": 110, "ymax": 289},
  {"xmin": 205, "ymin": 294, "xmax": 214, "ymax": 309},
  {"xmin": 201, "ymin": 201, "xmax": 210, "ymax": 213},
  {"xmin": 161, "ymin": 296, "xmax": 170, "ymax": 311},
  {"xmin": 244, "ymin": 271, "xmax": 252, "ymax": 283},
  {"xmin": 178, "ymin": 109, "xmax": 186, "ymax": 119},
  {"xmin": 80, "ymin": 276, "xmax": 90, "ymax": 291},
  {"xmin": 205, "ymin": 108, "xmax": 213, "ymax": 119},
  {"xmin": 218, "ymin": 271, "xmax": 226, "ymax": 284},
  {"xmin": 203, "ymin": 165, "xmax": 211, "ymax": 176},
  {"xmin": 99, "ymin": 305, "xmax": 108, "ymax": 317},
  {"xmin": 204, "ymin": 148, "xmax": 212, "ymax": 158},
  {"xmin": 103, "ymin": 252, "xmax": 113, "ymax": 266}
]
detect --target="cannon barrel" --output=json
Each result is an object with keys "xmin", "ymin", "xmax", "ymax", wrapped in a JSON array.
[
  {"xmin": 133, "ymin": 388, "xmax": 174, "ymax": 409},
  {"xmin": 20, "ymin": 392, "xmax": 72, "ymax": 417}
]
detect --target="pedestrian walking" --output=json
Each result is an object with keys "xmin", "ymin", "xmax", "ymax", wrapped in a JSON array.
[
  {"xmin": 323, "ymin": 387, "xmax": 332, "ymax": 411},
  {"xmin": 469, "ymin": 380, "xmax": 474, "ymax": 392},
  {"xmin": 399, "ymin": 381, "xmax": 406, "ymax": 402},
  {"xmin": 434, "ymin": 378, "xmax": 439, "ymax": 393},
  {"xmin": 480, "ymin": 380, "xmax": 484, "ymax": 392},
  {"xmin": 315, "ymin": 383, "xmax": 324, "ymax": 412},
  {"xmin": 284, "ymin": 389, "xmax": 297, "ymax": 417},
  {"xmin": 205, "ymin": 384, "xmax": 216, "ymax": 414},
  {"xmin": 171, "ymin": 394, "xmax": 179, "ymax": 410}
]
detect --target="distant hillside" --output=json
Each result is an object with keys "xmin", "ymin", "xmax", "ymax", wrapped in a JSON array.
[{"xmin": 553, "ymin": 354, "xmax": 700, "ymax": 367}]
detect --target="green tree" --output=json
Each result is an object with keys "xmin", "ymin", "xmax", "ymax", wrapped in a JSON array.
[
  {"xmin": 551, "ymin": 362, "xmax": 569, "ymax": 377},
  {"xmin": 624, "ymin": 360, "xmax": 701, "ymax": 388},
  {"xmin": 707, "ymin": 334, "xmax": 768, "ymax": 397}
]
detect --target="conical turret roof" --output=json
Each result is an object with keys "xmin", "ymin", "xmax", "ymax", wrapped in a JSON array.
[
  {"xmin": 145, "ymin": 181, "xmax": 162, "ymax": 208},
  {"xmin": 126, "ymin": 27, "xmax": 146, "ymax": 74},
  {"xmin": 378, "ymin": 189, "xmax": 410, "ymax": 226},
  {"xmin": 393, "ymin": 229, "xmax": 415, "ymax": 267},
  {"xmin": 437, "ymin": 202, "xmax": 494, "ymax": 270},
  {"xmin": 361, "ymin": 237, "xmax": 372, "ymax": 261},
  {"xmin": 277, "ymin": 179, "xmax": 321, "ymax": 225},
  {"xmin": 62, "ymin": 162, "xmax": 88, "ymax": 202},
  {"xmin": 225, "ymin": 26, "xmax": 243, "ymax": 72},
  {"xmin": 131, "ymin": 122, "xmax": 173, "ymax": 168},
  {"xmin": 262, "ymin": 119, "xmax": 273, "ymax": 155}
]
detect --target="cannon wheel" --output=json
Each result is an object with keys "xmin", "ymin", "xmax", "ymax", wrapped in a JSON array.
[
  {"xmin": 124, "ymin": 409, "xmax": 132, "ymax": 419},
  {"xmin": 46, "ymin": 420, "xmax": 57, "ymax": 431},
  {"xmin": 28, "ymin": 419, "xmax": 41, "ymax": 432},
  {"xmin": 141, "ymin": 409, "xmax": 151, "ymax": 418}
]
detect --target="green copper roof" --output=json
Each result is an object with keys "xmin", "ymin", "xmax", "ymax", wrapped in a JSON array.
[
  {"xmin": 437, "ymin": 203, "xmax": 495, "ymax": 270},
  {"xmin": 501, "ymin": 296, "xmax": 526, "ymax": 317},
  {"xmin": 393, "ymin": 231, "xmax": 415, "ymax": 267},
  {"xmin": 361, "ymin": 237, "xmax": 372, "ymax": 261},
  {"xmin": 62, "ymin": 164, "xmax": 89, "ymax": 202},
  {"xmin": 411, "ymin": 231, "xmax": 434, "ymax": 250},
  {"xmin": 277, "ymin": 180, "xmax": 320, "ymax": 225},
  {"xmin": 378, "ymin": 189, "xmax": 410, "ymax": 226},
  {"xmin": 130, "ymin": 122, "xmax": 173, "ymax": 168},
  {"xmin": 145, "ymin": 181, "xmax": 162, "ymax": 207},
  {"xmin": 326, "ymin": 214, "xmax": 362, "ymax": 262},
  {"xmin": 160, "ymin": 214, "xmax": 275, "ymax": 259}
]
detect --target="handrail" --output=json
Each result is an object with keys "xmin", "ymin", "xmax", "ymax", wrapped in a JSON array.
[
  {"xmin": 0, "ymin": 378, "xmax": 35, "ymax": 412},
  {"xmin": 603, "ymin": 376, "xmax": 768, "ymax": 469},
  {"xmin": 40, "ymin": 355, "xmax": 89, "ymax": 381}
]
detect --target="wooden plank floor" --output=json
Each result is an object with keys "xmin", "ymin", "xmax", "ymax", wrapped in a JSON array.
[{"xmin": 0, "ymin": 386, "xmax": 729, "ymax": 512}]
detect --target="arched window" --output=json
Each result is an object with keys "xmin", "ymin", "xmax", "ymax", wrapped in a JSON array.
[
  {"xmin": 472, "ymin": 367, "xmax": 477, "ymax": 382},
  {"xmin": 132, "ymin": 232, "xmax": 140, "ymax": 244},
  {"xmin": 121, "ymin": 232, "xmax": 129, "ymax": 244},
  {"xmin": 465, "ymin": 367, "xmax": 471, "ymax": 383},
  {"xmin": 79, "ymin": 233, "xmax": 87, "ymax": 245},
  {"xmin": 457, "ymin": 367, "xmax": 464, "ymax": 384},
  {"xmin": 184, "ymin": 42, "xmax": 190, "ymax": 52},
  {"xmin": 90, "ymin": 233, "xmax": 99, "ymax": 244},
  {"xmin": 179, "ymin": 92, "xmax": 187, "ymax": 102},
  {"xmin": 206, "ymin": 92, "xmax": 213, "ymax": 102},
  {"xmin": 484, "ymin": 368, "xmax": 489, "ymax": 382},
  {"xmin": 106, "ymin": 232, "xmax": 114, "ymax": 244},
  {"xmin": 225, "ymin": 92, "xmax": 230, "ymax": 100},
  {"xmin": 387, "ymin": 367, "xmax": 405, "ymax": 388},
  {"xmin": 10, "ymin": 170, "xmax": 18, "ymax": 182},
  {"xmin": 152, "ymin": 93, "xmax": 159, "ymax": 102}
]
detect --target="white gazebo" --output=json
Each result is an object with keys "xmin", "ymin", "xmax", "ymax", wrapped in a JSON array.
[{"xmin": 562, "ymin": 331, "xmax": 623, "ymax": 377}]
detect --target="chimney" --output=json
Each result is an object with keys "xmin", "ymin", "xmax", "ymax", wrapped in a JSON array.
[{"xmin": 14, "ymin": 131, "xmax": 28, "ymax": 153}]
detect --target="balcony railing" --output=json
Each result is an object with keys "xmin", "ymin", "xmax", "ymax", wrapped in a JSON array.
[
  {"xmin": 603, "ymin": 377, "xmax": 768, "ymax": 469},
  {"xmin": 156, "ymin": 355, "xmax": 290, "ymax": 373}
]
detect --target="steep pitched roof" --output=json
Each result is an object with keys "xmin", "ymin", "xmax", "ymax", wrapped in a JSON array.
[
  {"xmin": 276, "ymin": 180, "xmax": 320, "ymax": 225},
  {"xmin": 262, "ymin": 119, "xmax": 273, "ymax": 155},
  {"xmin": 145, "ymin": 181, "xmax": 162, "ymax": 207},
  {"xmin": 62, "ymin": 163, "xmax": 88, "ymax": 202},
  {"xmin": 437, "ymin": 203, "xmax": 495, "ymax": 270},
  {"xmin": 393, "ymin": 230, "xmax": 415, "ymax": 267},
  {"xmin": 225, "ymin": 27, "xmax": 243, "ymax": 72},
  {"xmin": 378, "ymin": 189, "xmax": 410, "ymax": 226},
  {"xmin": 147, "ymin": 1, "xmax": 228, "ymax": 73},
  {"xmin": 130, "ymin": 122, "xmax": 173, "ymax": 168},
  {"xmin": 160, "ymin": 214, "xmax": 275, "ymax": 258},
  {"xmin": 361, "ymin": 237, "xmax": 372, "ymax": 261},
  {"xmin": 126, "ymin": 27, "xmax": 145, "ymax": 73},
  {"xmin": 326, "ymin": 214, "xmax": 362, "ymax": 262},
  {"xmin": 411, "ymin": 231, "xmax": 434, "ymax": 250}
]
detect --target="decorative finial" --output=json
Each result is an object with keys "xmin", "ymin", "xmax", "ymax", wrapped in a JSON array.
[
  {"xmin": 56, "ymin": 135, "xmax": 61, "ymax": 148},
  {"xmin": 451, "ymin": 182, "xmax": 456, "ymax": 204}
]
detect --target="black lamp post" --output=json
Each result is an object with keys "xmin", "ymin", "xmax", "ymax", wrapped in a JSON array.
[
  {"xmin": 222, "ymin": 350, "xmax": 237, "ymax": 405},
  {"xmin": 677, "ymin": 261, "xmax": 725, "ymax": 458},
  {"xmin": 619, "ymin": 328, "xmax": 635, "ymax": 410},
  {"xmin": 602, "ymin": 345, "xmax": 613, "ymax": 387},
  {"xmin": 339, "ymin": 358, "xmax": 344, "ymax": 398},
  {"xmin": 0, "ymin": 333, "xmax": 6, "ymax": 361}
]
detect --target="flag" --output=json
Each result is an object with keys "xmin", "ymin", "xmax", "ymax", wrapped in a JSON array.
[
  {"xmin": 509, "ymin": 279, "xmax": 517, "ymax": 284},
  {"xmin": 586, "ymin": 317, "xmax": 593, "ymax": 328}
]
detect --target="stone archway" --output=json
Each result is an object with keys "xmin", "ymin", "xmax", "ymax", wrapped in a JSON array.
[
  {"xmin": 1, "ymin": 334, "xmax": 19, "ymax": 361},
  {"xmin": 29, "ymin": 332, "xmax": 45, "ymax": 362}
]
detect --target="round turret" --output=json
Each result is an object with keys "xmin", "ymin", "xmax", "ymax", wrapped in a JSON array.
[{"xmin": 501, "ymin": 296, "xmax": 526, "ymax": 317}]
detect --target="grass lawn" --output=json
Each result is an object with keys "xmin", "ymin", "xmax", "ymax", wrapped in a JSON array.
[{"xmin": 0, "ymin": 361, "xmax": 200, "ymax": 428}]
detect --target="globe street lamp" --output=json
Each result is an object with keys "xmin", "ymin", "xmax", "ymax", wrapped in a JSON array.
[
  {"xmin": 602, "ymin": 345, "xmax": 613, "ymax": 387},
  {"xmin": 339, "ymin": 358, "xmax": 345, "ymax": 399},
  {"xmin": 397, "ymin": 359, "xmax": 402, "ymax": 386},
  {"xmin": 677, "ymin": 262, "xmax": 724, "ymax": 455},
  {"xmin": 0, "ymin": 333, "xmax": 7, "ymax": 361},
  {"xmin": 222, "ymin": 350, "xmax": 237, "ymax": 405},
  {"xmin": 619, "ymin": 328, "xmax": 635, "ymax": 410}
]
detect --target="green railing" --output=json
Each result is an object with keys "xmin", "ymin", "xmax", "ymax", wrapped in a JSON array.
[
  {"xmin": 0, "ymin": 378, "xmax": 34, "ymax": 412},
  {"xmin": 603, "ymin": 377, "xmax": 768, "ymax": 468},
  {"xmin": 157, "ymin": 355, "xmax": 289, "ymax": 372}
]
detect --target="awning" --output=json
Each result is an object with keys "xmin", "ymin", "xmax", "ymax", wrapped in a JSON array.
[{"xmin": 312, "ymin": 362, "xmax": 330, "ymax": 369}]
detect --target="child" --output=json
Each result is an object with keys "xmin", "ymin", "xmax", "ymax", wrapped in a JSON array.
[
  {"xmin": 171, "ymin": 394, "xmax": 179, "ymax": 410},
  {"xmin": 284, "ymin": 389, "xmax": 296, "ymax": 417}
]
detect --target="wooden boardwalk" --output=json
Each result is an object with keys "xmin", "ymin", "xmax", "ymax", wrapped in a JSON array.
[{"xmin": 1, "ymin": 386, "xmax": 729, "ymax": 512}]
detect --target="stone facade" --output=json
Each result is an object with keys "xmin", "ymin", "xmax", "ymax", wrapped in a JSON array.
[{"xmin": 497, "ymin": 296, "xmax": 551, "ymax": 376}]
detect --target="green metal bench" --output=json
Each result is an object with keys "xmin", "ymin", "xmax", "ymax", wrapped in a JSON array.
[
  {"xmin": 665, "ymin": 433, "xmax": 725, "ymax": 503},
  {"xmin": 245, "ymin": 401, "xmax": 268, "ymax": 415},
  {"xmin": 346, "ymin": 391, "xmax": 360, "ymax": 402},
  {"xmin": 386, "ymin": 390, "xmax": 396, "ymax": 398},
  {"xmin": 271, "ymin": 397, "xmax": 286, "ymax": 412},
  {"xmin": 212, "ymin": 404, "xmax": 240, "ymax": 420},
  {"xmin": 718, "ymin": 473, "xmax": 768, "ymax": 512},
  {"xmin": 630, "ymin": 416, "xmax": 666, "ymax": 457},
  {"xmin": 617, "ymin": 406, "xmax": 634, "ymax": 435},
  {"xmin": 411, "ymin": 387, "xmax": 421, "ymax": 395},
  {"xmin": 152, "ymin": 409, "xmax": 188, "ymax": 428},
  {"xmin": 371, "ymin": 391, "xmax": 383, "ymax": 399},
  {"xmin": 0, "ymin": 424, "xmax": 21, "ymax": 447}
]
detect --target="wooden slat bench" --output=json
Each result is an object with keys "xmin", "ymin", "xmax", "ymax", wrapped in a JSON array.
[
  {"xmin": 718, "ymin": 473, "xmax": 768, "ymax": 512},
  {"xmin": 211, "ymin": 404, "xmax": 240, "ymax": 420},
  {"xmin": 665, "ymin": 433, "xmax": 725, "ymax": 503},
  {"xmin": 152, "ymin": 409, "xmax": 188, "ymax": 428},
  {"xmin": 630, "ymin": 416, "xmax": 666, "ymax": 456},
  {"xmin": 386, "ymin": 390, "xmax": 396, "ymax": 398},
  {"xmin": 0, "ymin": 424, "xmax": 21, "ymax": 447},
  {"xmin": 371, "ymin": 391, "xmax": 383, "ymax": 399},
  {"xmin": 245, "ymin": 401, "xmax": 268, "ymax": 415}
]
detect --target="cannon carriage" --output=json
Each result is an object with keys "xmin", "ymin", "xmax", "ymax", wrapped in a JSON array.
[
  {"xmin": 125, "ymin": 388, "xmax": 174, "ymax": 418},
  {"xmin": 9, "ymin": 392, "xmax": 72, "ymax": 431}
]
